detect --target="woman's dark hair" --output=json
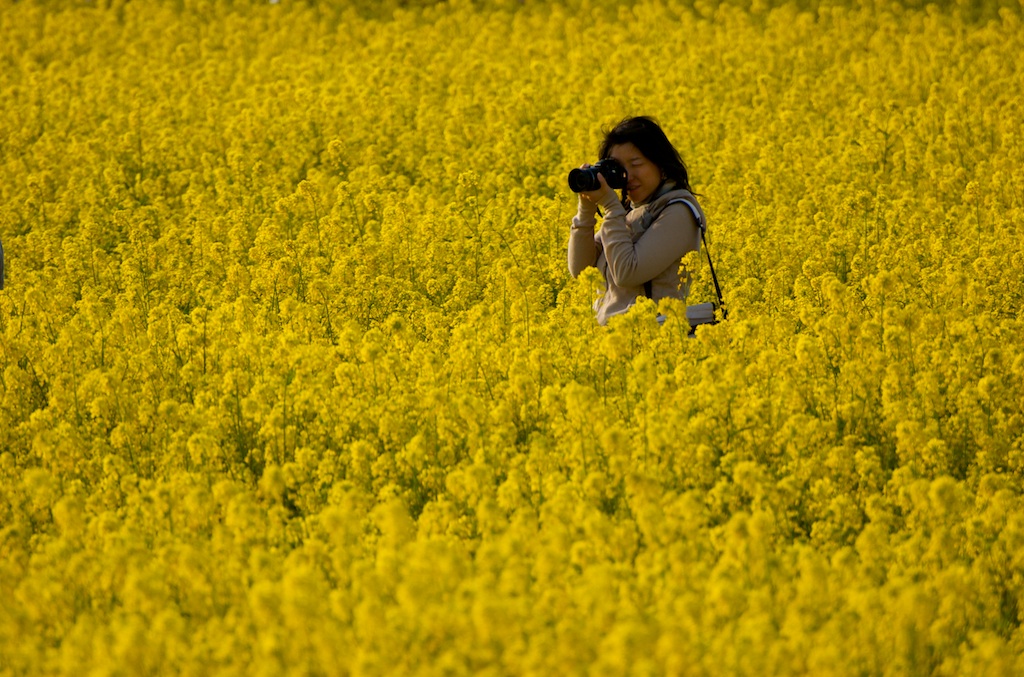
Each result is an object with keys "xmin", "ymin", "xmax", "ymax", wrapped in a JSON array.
[{"xmin": 599, "ymin": 116, "xmax": 693, "ymax": 200}]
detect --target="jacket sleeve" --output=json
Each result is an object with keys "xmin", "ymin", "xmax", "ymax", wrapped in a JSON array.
[
  {"xmin": 568, "ymin": 197, "xmax": 610, "ymax": 278},
  {"xmin": 600, "ymin": 202, "xmax": 700, "ymax": 288}
]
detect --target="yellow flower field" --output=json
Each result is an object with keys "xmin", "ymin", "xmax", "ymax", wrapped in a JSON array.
[{"xmin": 2, "ymin": 0, "xmax": 1023, "ymax": 673}]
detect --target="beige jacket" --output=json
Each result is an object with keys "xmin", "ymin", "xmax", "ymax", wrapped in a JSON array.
[{"xmin": 568, "ymin": 182, "xmax": 705, "ymax": 325}]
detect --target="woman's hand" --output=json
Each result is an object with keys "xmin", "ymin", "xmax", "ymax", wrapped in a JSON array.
[{"xmin": 577, "ymin": 163, "xmax": 614, "ymax": 207}]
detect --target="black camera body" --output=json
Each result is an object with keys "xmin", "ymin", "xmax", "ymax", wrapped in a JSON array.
[{"xmin": 568, "ymin": 158, "xmax": 627, "ymax": 193}]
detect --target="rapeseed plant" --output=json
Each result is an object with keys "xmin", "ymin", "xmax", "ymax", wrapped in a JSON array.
[{"xmin": 1, "ymin": 0, "xmax": 1023, "ymax": 674}]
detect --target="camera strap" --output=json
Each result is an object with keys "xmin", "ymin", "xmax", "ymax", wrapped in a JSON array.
[{"xmin": 700, "ymin": 228, "xmax": 726, "ymax": 318}]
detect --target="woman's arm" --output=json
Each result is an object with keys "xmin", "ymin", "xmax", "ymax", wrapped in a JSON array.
[
  {"xmin": 567, "ymin": 173, "xmax": 626, "ymax": 278},
  {"xmin": 567, "ymin": 201, "xmax": 598, "ymax": 277},
  {"xmin": 600, "ymin": 202, "xmax": 700, "ymax": 288}
]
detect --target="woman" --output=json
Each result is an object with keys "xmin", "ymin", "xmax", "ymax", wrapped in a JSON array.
[{"xmin": 568, "ymin": 116, "xmax": 705, "ymax": 325}]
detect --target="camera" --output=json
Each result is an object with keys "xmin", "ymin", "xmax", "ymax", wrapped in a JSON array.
[{"xmin": 568, "ymin": 158, "xmax": 627, "ymax": 193}]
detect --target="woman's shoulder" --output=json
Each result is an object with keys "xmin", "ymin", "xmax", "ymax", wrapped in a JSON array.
[
  {"xmin": 651, "ymin": 186, "xmax": 698, "ymax": 207},
  {"xmin": 650, "ymin": 188, "xmax": 704, "ymax": 229}
]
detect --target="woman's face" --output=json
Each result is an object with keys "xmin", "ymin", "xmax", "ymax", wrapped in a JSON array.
[{"xmin": 609, "ymin": 142, "xmax": 662, "ymax": 204}]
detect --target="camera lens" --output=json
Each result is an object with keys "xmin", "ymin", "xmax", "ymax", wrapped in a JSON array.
[{"xmin": 567, "ymin": 167, "xmax": 599, "ymax": 193}]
